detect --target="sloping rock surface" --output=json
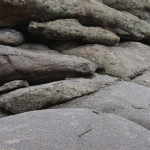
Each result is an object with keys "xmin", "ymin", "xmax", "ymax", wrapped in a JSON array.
[
  {"xmin": 28, "ymin": 19, "xmax": 120, "ymax": 46},
  {"xmin": 0, "ymin": 109, "xmax": 150, "ymax": 150},
  {"xmin": 0, "ymin": 78, "xmax": 100, "ymax": 114},
  {"xmin": 0, "ymin": 45, "xmax": 96, "ymax": 85},
  {"xmin": 51, "ymin": 81, "xmax": 150, "ymax": 130},
  {"xmin": 63, "ymin": 42, "xmax": 150, "ymax": 80}
]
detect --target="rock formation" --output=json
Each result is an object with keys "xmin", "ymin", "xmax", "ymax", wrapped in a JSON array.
[{"xmin": 0, "ymin": 0, "xmax": 150, "ymax": 149}]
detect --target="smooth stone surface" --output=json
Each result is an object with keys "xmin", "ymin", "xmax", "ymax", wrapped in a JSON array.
[
  {"xmin": 132, "ymin": 71, "xmax": 150, "ymax": 87},
  {"xmin": 0, "ymin": 108, "xmax": 150, "ymax": 150},
  {"xmin": 0, "ymin": 45, "xmax": 96, "ymax": 85},
  {"xmin": 63, "ymin": 42, "xmax": 150, "ymax": 80},
  {"xmin": 0, "ymin": 80, "xmax": 29, "ymax": 94},
  {"xmin": 0, "ymin": 0, "xmax": 144, "ymax": 40},
  {"xmin": 0, "ymin": 28, "xmax": 24, "ymax": 46},
  {"xmin": 102, "ymin": 0, "xmax": 150, "ymax": 23},
  {"xmin": 28, "ymin": 19, "xmax": 120, "ymax": 46},
  {"xmin": 51, "ymin": 81, "xmax": 150, "ymax": 130},
  {"xmin": 0, "ymin": 78, "xmax": 100, "ymax": 114}
]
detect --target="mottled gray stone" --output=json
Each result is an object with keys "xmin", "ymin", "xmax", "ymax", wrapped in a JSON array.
[
  {"xmin": 51, "ymin": 81, "xmax": 150, "ymax": 130},
  {"xmin": 0, "ymin": 78, "xmax": 100, "ymax": 114},
  {"xmin": 0, "ymin": 80, "xmax": 29, "ymax": 94},
  {"xmin": 28, "ymin": 19, "xmax": 120, "ymax": 46},
  {"xmin": 0, "ymin": 108, "xmax": 11, "ymax": 118},
  {"xmin": 63, "ymin": 42, "xmax": 150, "ymax": 80},
  {"xmin": 0, "ymin": 28, "xmax": 24, "ymax": 46},
  {"xmin": 0, "ymin": 0, "xmax": 146, "ymax": 40},
  {"xmin": 0, "ymin": 108, "xmax": 150, "ymax": 150},
  {"xmin": 0, "ymin": 45, "xmax": 96, "ymax": 85}
]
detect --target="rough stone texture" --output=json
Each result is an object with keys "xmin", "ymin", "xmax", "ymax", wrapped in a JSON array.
[
  {"xmin": 0, "ymin": 0, "xmax": 146, "ymax": 40},
  {"xmin": 51, "ymin": 40, "xmax": 84, "ymax": 52},
  {"xmin": 0, "ymin": 28, "xmax": 24, "ymax": 46},
  {"xmin": 28, "ymin": 19, "xmax": 120, "ymax": 46},
  {"xmin": 0, "ymin": 80, "xmax": 29, "ymax": 94},
  {"xmin": 132, "ymin": 71, "xmax": 150, "ymax": 87},
  {"xmin": 0, "ymin": 78, "xmax": 100, "ymax": 114},
  {"xmin": 51, "ymin": 81, "xmax": 150, "ymax": 130},
  {"xmin": 102, "ymin": 0, "xmax": 150, "ymax": 23},
  {"xmin": 63, "ymin": 42, "xmax": 150, "ymax": 80},
  {"xmin": 122, "ymin": 11, "xmax": 150, "ymax": 42},
  {"xmin": 0, "ymin": 108, "xmax": 150, "ymax": 150},
  {"xmin": 0, "ymin": 45, "xmax": 96, "ymax": 85}
]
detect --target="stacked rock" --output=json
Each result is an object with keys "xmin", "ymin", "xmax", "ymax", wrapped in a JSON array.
[{"xmin": 0, "ymin": 0, "xmax": 150, "ymax": 149}]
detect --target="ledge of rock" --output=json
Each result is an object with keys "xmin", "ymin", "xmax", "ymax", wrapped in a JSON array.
[
  {"xmin": 0, "ymin": 80, "xmax": 29, "ymax": 94},
  {"xmin": 0, "ymin": 0, "xmax": 146, "ymax": 41},
  {"xmin": 63, "ymin": 42, "xmax": 150, "ymax": 80},
  {"xmin": 0, "ymin": 78, "xmax": 100, "ymax": 114},
  {"xmin": 0, "ymin": 45, "xmax": 97, "ymax": 85},
  {"xmin": 28, "ymin": 19, "xmax": 120, "ymax": 46},
  {"xmin": 0, "ymin": 109, "xmax": 150, "ymax": 150}
]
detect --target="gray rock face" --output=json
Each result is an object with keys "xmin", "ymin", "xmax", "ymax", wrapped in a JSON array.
[
  {"xmin": 0, "ymin": 0, "xmax": 145, "ymax": 40},
  {"xmin": 0, "ymin": 78, "xmax": 100, "ymax": 114},
  {"xmin": 0, "ymin": 108, "xmax": 150, "ymax": 150},
  {"xmin": 28, "ymin": 19, "xmax": 120, "ymax": 46},
  {"xmin": 63, "ymin": 42, "xmax": 150, "ymax": 80},
  {"xmin": 0, "ymin": 28, "xmax": 24, "ymax": 46},
  {"xmin": 51, "ymin": 81, "xmax": 150, "ymax": 130},
  {"xmin": 51, "ymin": 40, "xmax": 84, "ymax": 52},
  {"xmin": 0, "ymin": 45, "xmax": 96, "ymax": 85},
  {"xmin": 132, "ymin": 71, "xmax": 150, "ymax": 87},
  {"xmin": 0, "ymin": 80, "xmax": 29, "ymax": 94},
  {"xmin": 102, "ymin": 0, "xmax": 150, "ymax": 23}
]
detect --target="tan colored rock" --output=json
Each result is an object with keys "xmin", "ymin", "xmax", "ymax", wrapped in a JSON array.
[
  {"xmin": 0, "ymin": 28, "xmax": 24, "ymax": 46},
  {"xmin": 0, "ymin": 78, "xmax": 100, "ymax": 114},
  {"xmin": 0, "ymin": 0, "xmax": 144, "ymax": 40},
  {"xmin": 0, "ymin": 45, "xmax": 97, "ymax": 85},
  {"xmin": 63, "ymin": 42, "xmax": 150, "ymax": 80},
  {"xmin": 28, "ymin": 19, "xmax": 120, "ymax": 46}
]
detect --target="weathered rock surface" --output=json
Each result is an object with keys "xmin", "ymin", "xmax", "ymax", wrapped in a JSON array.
[
  {"xmin": 51, "ymin": 40, "xmax": 84, "ymax": 52},
  {"xmin": 51, "ymin": 81, "xmax": 150, "ymax": 130},
  {"xmin": 0, "ymin": 45, "xmax": 96, "ymax": 85},
  {"xmin": 0, "ymin": 80, "xmax": 29, "ymax": 94},
  {"xmin": 132, "ymin": 71, "xmax": 150, "ymax": 87},
  {"xmin": 0, "ymin": 0, "xmax": 145, "ymax": 40},
  {"xmin": 0, "ymin": 28, "xmax": 24, "ymax": 46},
  {"xmin": 0, "ymin": 108, "xmax": 150, "ymax": 150},
  {"xmin": 102, "ymin": 0, "xmax": 150, "ymax": 23},
  {"xmin": 0, "ymin": 78, "xmax": 100, "ymax": 114},
  {"xmin": 28, "ymin": 19, "xmax": 120, "ymax": 46},
  {"xmin": 63, "ymin": 42, "xmax": 150, "ymax": 80}
]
